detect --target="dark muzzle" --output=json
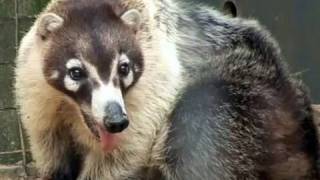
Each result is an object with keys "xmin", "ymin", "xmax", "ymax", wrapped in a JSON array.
[{"xmin": 103, "ymin": 102, "xmax": 129, "ymax": 133}]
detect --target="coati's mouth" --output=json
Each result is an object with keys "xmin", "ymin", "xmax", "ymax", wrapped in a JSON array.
[{"xmin": 80, "ymin": 110, "xmax": 124, "ymax": 152}]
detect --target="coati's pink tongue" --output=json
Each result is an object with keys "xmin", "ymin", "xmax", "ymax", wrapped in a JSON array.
[{"xmin": 97, "ymin": 126, "xmax": 118, "ymax": 152}]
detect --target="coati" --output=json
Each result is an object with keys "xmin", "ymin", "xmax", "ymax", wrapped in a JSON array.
[{"xmin": 14, "ymin": 0, "xmax": 319, "ymax": 179}]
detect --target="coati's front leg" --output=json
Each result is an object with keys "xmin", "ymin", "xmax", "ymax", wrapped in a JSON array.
[
  {"xmin": 17, "ymin": 91, "xmax": 83, "ymax": 179},
  {"xmin": 29, "ymin": 126, "xmax": 82, "ymax": 180}
]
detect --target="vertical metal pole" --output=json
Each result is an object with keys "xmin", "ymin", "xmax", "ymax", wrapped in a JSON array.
[{"xmin": 14, "ymin": 0, "xmax": 28, "ymax": 176}]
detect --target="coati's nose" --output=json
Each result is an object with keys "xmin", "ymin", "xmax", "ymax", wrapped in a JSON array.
[{"xmin": 103, "ymin": 102, "xmax": 129, "ymax": 133}]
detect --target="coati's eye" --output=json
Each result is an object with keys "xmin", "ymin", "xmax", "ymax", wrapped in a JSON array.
[
  {"xmin": 118, "ymin": 62, "xmax": 130, "ymax": 77},
  {"xmin": 68, "ymin": 67, "xmax": 86, "ymax": 81}
]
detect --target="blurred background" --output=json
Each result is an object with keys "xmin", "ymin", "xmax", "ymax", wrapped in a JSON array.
[{"xmin": 0, "ymin": 0, "xmax": 319, "ymax": 178}]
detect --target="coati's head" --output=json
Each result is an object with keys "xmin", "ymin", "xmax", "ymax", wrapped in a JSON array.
[{"xmin": 37, "ymin": 1, "xmax": 143, "ymax": 146}]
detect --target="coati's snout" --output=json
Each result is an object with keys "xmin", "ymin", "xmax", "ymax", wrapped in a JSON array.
[{"xmin": 103, "ymin": 102, "xmax": 129, "ymax": 133}]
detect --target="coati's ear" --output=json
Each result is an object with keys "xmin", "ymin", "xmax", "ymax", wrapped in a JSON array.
[
  {"xmin": 37, "ymin": 13, "xmax": 64, "ymax": 40},
  {"xmin": 121, "ymin": 9, "xmax": 141, "ymax": 31}
]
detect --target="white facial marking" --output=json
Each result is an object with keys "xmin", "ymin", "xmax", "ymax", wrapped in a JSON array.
[
  {"xmin": 64, "ymin": 59, "xmax": 83, "ymax": 92},
  {"xmin": 50, "ymin": 70, "xmax": 59, "ymax": 79},
  {"xmin": 66, "ymin": 58, "xmax": 82, "ymax": 69},
  {"xmin": 119, "ymin": 54, "xmax": 129, "ymax": 63},
  {"xmin": 83, "ymin": 59, "xmax": 126, "ymax": 124},
  {"xmin": 92, "ymin": 83, "xmax": 126, "ymax": 124},
  {"xmin": 124, "ymin": 71, "xmax": 134, "ymax": 88},
  {"xmin": 64, "ymin": 76, "xmax": 80, "ymax": 92},
  {"xmin": 110, "ymin": 54, "xmax": 119, "ymax": 80},
  {"xmin": 120, "ymin": 54, "xmax": 134, "ymax": 87}
]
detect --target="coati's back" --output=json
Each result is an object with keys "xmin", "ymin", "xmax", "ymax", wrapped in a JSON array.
[{"xmin": 165, "ymin": 4, "xmax": 319, "ymax": 179}]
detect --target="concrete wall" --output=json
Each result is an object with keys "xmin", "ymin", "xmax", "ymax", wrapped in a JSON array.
[{"xmin": 0, "ymin": 0, "xmax": 49, "ymax": 176}]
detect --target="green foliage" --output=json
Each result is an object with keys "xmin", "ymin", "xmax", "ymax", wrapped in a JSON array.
[{"xmin": 30, "ymin": 0, "xmax": 51, "ymax": 14}]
